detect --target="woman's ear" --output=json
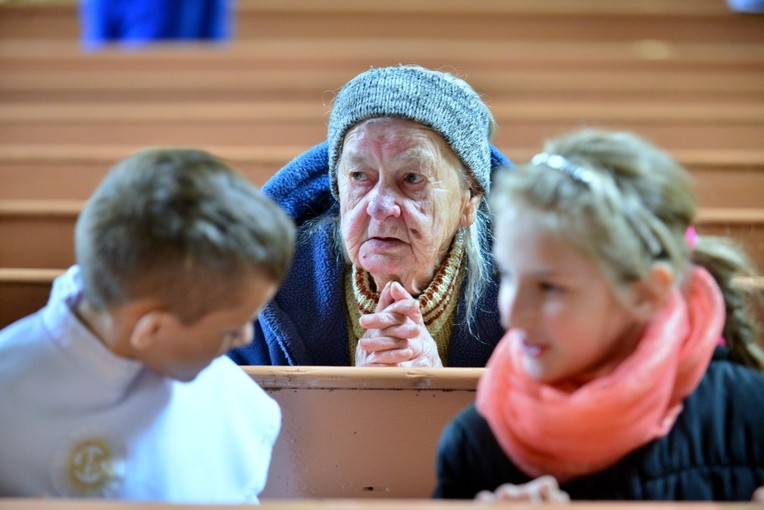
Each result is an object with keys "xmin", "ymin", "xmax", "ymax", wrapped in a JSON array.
[
  {"xmin": 628, "ymin": 262, "xmax": 675, "ymax": 322},
  {"xmin": 459, "ymin": 190, "xmax": 482, "ymax": 228},
  {"xmin": 130, "ymin": 310, "xmax": 178, "ymax": 351}
]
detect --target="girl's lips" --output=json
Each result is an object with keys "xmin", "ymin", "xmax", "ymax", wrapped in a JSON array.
[{"xmin": 519, "ymin": 338, "xmax": 545, "ymax": 358}]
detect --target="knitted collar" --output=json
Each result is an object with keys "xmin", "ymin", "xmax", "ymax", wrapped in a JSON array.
[
  {"xmin": 351, "ymin": 229, "xmax": 465, "ymax": 325},
  {"xmin": 476, "ymin": 266, "xmax": 724, "ymax": 483}
]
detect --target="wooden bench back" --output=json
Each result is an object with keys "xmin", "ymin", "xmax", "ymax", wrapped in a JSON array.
[{"xmin": 245, "ymin": 366, "xmax": 482, "ymax": 499}]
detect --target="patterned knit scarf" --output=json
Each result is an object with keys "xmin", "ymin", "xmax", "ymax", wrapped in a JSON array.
[
  {"xmin": 476, "ymin": 266, "xmax": 724, "ymax": 483},
  {"xmin": 345, "ymin": 229, "xmax": 466, "ymax": 365}
]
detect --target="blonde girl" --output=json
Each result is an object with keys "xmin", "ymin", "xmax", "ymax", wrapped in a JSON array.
[{"xmin": 434, "ymin": 128, "xmax": 764, "ymax": 501}]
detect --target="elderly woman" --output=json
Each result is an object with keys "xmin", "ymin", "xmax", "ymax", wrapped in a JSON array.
[{"xmin": 229, "ymin": 65, "xmax": 512, "ymax": 367}]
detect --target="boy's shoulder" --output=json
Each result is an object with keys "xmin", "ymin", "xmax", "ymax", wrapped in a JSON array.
[
  {"xmin": 0, "ymin": 309, "xmax": 55, "ymax": 379},
  {"xmin": 184, "ymin": 356, "xmax": 280, "ymax": 420}
]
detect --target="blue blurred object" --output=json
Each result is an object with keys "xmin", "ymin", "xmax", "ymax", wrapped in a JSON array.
[
  {"xmin": 726, "ymin": 0, "xmax": 764, "ymax": 13},
  {"xmin": 80, "ymin": 0, "xmax": 235, "ymax": 49}
]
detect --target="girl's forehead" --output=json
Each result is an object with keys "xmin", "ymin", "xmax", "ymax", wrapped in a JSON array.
[{"xmin": 495, "ymin": 207, "xmax": 584, "ymax": 262}]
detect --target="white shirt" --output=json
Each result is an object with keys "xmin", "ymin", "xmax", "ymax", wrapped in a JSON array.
[{"xmin": 0, "ymin": 266, "xmax": 280, "ymax": 503}]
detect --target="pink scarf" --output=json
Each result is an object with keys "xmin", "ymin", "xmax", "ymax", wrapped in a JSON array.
[{"xmin": 476, "ymin": 267, "xmax": 724, "ymax": 483}]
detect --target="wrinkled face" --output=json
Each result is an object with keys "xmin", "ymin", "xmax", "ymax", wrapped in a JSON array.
[
  {"xmin": 336, "ymin": 118, "xmax": 479, "ymax": 294},
  {"xmin": 493, "ymin": 205, "xmax": 643, "ymax": 385},
  {"xmin": 137, "ymin": 271, "xmax": 278, "ymax": 382}
]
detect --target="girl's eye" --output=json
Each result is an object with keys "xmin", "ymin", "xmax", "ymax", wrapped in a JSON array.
[
  {"xmin": 496, "ymin": 268, "xmax": 512, "ymax": 282},
  {"xmin": 539, "ymin": 281, "xmax": 562, "ymax": 294}
]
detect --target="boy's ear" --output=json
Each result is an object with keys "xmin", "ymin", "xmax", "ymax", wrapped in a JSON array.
[
  {"xmin": 628, "ymin": 262, "xmax": 674, "ymax": 322},
  {"xmin": 130, "ymin": 310, "xmax": 178, "ymax": 351},
  {"xmin": 459, "ymin": 190, "xmax": 482, "ymax": 228}
]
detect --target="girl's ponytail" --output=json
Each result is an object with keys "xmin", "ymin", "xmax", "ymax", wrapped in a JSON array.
[{"xmin": 691, "ymin": 235, "xmax": 764, "ymax": 370}]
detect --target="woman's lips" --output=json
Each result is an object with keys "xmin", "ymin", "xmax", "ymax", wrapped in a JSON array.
[{"xmin": 364, "ymin": 237, "xmax": 405, "ymax": 250}]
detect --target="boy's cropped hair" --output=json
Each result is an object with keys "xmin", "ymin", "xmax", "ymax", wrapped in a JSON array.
[{"xmin": 75, "ymin": 147, "xmax": 296, "ymax": 324}]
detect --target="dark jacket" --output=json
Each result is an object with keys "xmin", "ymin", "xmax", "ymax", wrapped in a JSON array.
[
  {"xmin": 228, "ymin": 142, "xmax": 511, "ymax": 366},
  {"xmin": 434, "ymin": 348, "xmax": 764, "ymax": 500}
]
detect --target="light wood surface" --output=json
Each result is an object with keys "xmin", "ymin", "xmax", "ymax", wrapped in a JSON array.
[
  {"xmin": 1, "ymin": 146, "xmax": 761, "ymax": 208},
  {"xmin": 244, "ymin": 366, "xmax": 480, "ymax": 499},
  {"xmin": 0, "ymin": 498, "xmax": 758, "ymax": 509}
]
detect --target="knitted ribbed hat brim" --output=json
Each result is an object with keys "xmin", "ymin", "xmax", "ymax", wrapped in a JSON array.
[{"xmin": 327, "ymin": 66, "xmax": 492, "ymax": 198}]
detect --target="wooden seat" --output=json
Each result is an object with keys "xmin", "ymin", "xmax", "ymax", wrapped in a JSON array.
[
  {"xmin": 1, "ymin": 267, "xmax": 762, "ymax": 331},
  {"xmin": 0, "ymin": 97, "xmax": 761, "ymax": 150},
  {"xmin": 1, "ymin": 145, "xmax": 762, "ymax": 208},
  {"xmin": 2, "ymin": 199, "xmax": 762, "ymax": 268},
  {"xmin": 245, "ymin": 365, "xmax": 482, "ymax": 499}
]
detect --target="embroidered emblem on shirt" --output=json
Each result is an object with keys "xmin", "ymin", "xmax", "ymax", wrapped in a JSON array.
[{"xmin": 50, "ymin": 427, "xmax": 125, "ymax": 497}]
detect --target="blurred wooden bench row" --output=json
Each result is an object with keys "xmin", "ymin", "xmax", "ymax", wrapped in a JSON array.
[
  {"xmin": 1, "ymin": 145, "xmax": 762, "ymax": 207},
  {"xmin": 1, "ymin": 0, "xmax": 761, "ymax": 153},
  {"xmin": 1, "ymin": 0, "xmax": 762, "ymax": 43},
  {"xmin": 0, "ymin": 96, "xmax": 761, "ymax": 151},
  {"xmin": 0, "ymin": 1, "xmax": 760, "ymax": 155},
  {"xmin": 2, "ymin": 200, "xmax": 761, "ymax": 266},
  {"xmin": 1, "ymin": 207, "xmax": 763, "ymax": 329},
  {"xmin": 4, "ymin": 64, "xmax": 762, "ymax": 104}
]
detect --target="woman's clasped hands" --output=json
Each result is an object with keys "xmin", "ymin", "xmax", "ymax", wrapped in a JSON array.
[{"xmin": 355, "ymin": 281, "xmax": 442, "ymax": 368}]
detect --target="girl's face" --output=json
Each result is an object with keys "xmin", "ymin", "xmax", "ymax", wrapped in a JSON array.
[
  {"xmin": 493, "ymin": 204, "xmax": 644, "ymax": 386},
  {"xmin": 336, "ymin": 118, "xmax": 479, "ymax": 294}
]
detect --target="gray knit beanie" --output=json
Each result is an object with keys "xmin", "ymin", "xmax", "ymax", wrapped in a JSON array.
[{"xmin": 327, "ymin": 65, "xmax": 493, "ymax": 198}]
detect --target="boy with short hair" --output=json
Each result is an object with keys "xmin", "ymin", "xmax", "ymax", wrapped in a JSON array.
[{"xmin": 0, "ymin": 148, "xmax": 295, "ymax": 502}]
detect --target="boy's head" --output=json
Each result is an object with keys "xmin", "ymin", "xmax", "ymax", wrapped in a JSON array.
[{"xmin": 75, "ymin": 148, "xmax": 295, "ymax": 379}]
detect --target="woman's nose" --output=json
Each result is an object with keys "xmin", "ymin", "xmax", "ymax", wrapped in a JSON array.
[{"xmin": 366, "ymin": 187, "xmax": 401, "ymax": 220}]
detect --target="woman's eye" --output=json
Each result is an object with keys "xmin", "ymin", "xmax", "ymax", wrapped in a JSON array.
[
  {"xmin": 404, "ymin": 173, "xmax": 424, "ymax": 185},
  {"xmin": 350, "ymin": 171, "xmax": 367, "ymax": 181}
]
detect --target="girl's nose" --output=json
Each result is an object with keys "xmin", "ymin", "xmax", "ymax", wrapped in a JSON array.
[{"xmin": 503, "ymin": 291, "xmax": 534, "ymax": 332}]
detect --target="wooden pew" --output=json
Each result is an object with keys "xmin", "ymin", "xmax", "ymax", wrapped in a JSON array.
[
  {"xmin": 0, "ymin": 498, "xmax": 758, "ymax": 510},
  {"xmin": 2, "ymin": 200, "xmax": 762, "ymax": 270},
  {"xmin": 0, "ymin": 145, "xmax": 306, "ymax": 200},
  {"xmin": 2, "ymin": 0, "xmax": 763, "ymax": 44},
  {"xmin": 2, "ymin": 267, "xmax": 762, "ymax": 332},
  {"xmin": 1, "ymin": 3, "xmax": 762, "ymax": 152},
  {"xmin": 1, "ymin": 1, "xmax": 761, "ymax": 167},
  {"xmin": 245, "ymin": 366, "xmax": 481, "ymax": 499},
  {"xmin": 0, "ymin": 268, "xmax": 61, "ymax": 330},
  {"xmin": 1, "ymin": 0, "xmax": 760, "ymax": 150},
  {"xmin": 2, "ymin": 49, "xmax": 762, "ymax": 103},
  {"xmin": 0, "ymin": 98, "xmax": 761, "ymax": 151},
  {"xmin": 2, "ymin": 145, "xmax": 762, "ymax": 208}
]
